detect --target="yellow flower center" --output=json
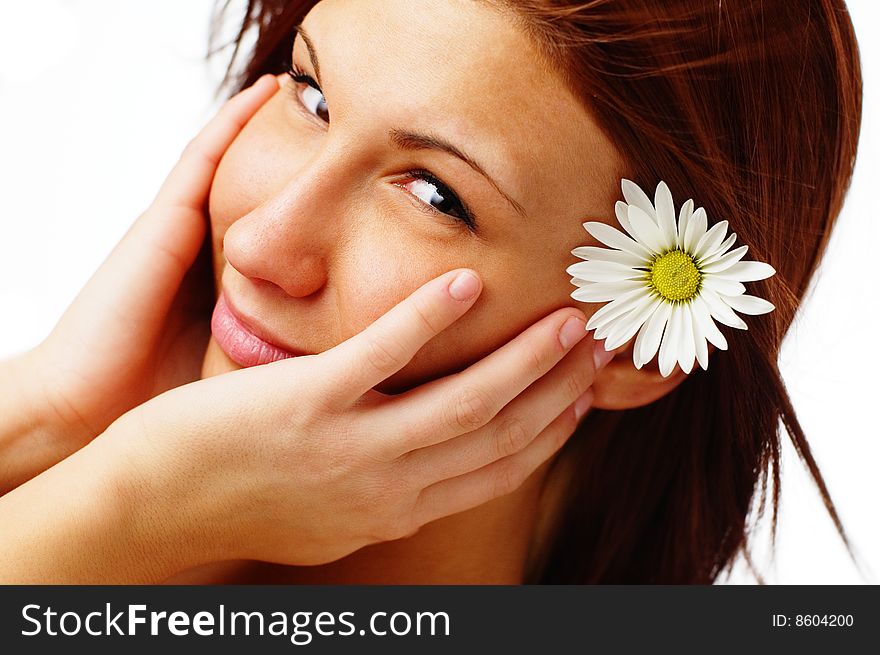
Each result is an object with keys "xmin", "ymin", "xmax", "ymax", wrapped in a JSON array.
[{"xmin": 648, "ymin": 249, "xmax": 701, "ymax": 302}]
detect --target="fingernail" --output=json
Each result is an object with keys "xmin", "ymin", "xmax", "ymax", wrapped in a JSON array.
[
  {"xmin": 574, "ymin": 390, "xmax": 593, "ymax": 422},
  {"xmin": 558, "ymin": 316, "xmax": 587, "ymax": 349},
  {"xmin": 448, "ymin": 270, "xmax": 480, "ymax": 301},
  {"xmin": 593, "ymin": 341, "xmax": 615, "ymax": 370}
]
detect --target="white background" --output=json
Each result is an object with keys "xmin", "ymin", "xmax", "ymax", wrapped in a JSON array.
[{"xmin": 0, "ymin": 1, "xmax": 876, "ymax": 584}]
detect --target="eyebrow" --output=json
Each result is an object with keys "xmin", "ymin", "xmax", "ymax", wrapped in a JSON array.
[
  {"xmin": 293, "ymin": 23, "xmax": 528, "ymax": 220},
  {"xmin": 295, "ymin": 25, "xmax": 323, "ymax": 89},
  {"xmin": 388, "ymin": 129, "xmax": 527, "ymax": 219}
]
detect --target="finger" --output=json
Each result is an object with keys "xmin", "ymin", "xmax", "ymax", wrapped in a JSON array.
[
  {"xmin": 413, "ymin": 392, "xmax": 592, "ymax": 526},
  {"xmin": 318, "ymin": 269, "xmax": 483, "ymax": 408},
  {"xmin": 371, "ymin": 307, "xmax": 589, "ymax": 454},
  {"xmin": 151, "ymin": 74, "xmax": 279, "ymax": 212},
  {"xmin": 52, "ymin": 76, "xmax": 278, "ymax": 347},
  {"xmin": 398, "ymin": 335, "xmax": 599, "ymax": 486}
]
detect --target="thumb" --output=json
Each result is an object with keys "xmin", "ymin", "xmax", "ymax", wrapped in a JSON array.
[{"xmin": 315, "ymin": 269, "xmax": 484, "ymax": 409}]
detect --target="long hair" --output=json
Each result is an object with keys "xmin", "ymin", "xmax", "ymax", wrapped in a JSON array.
[{"xmin": 207, "ymin": 0, "xmax": 863, "ymax": 583}]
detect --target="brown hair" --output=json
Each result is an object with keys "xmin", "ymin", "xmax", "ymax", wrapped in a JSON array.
[{"xmin": 208, "ymin": 0, "xmax": 863, "ymax": 583}]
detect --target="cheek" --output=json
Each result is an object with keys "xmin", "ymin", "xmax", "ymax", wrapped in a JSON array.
[
  {"xmin": 203, "ymin": 96, "xmax": 581, "ymax": 393},
  {"xmin": 333, "ymin": 231, "xmax": 476, "ymax": 394},
  {"xmin": 207, "ymin": 98, "xmax": 303, "ymax": 289},
  {"xmin": 360, "ymin": 239, "xmax": 577, "ymax": 395}
]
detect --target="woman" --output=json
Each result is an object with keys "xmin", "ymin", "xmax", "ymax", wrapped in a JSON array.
[{"xmin": 0, "ymin": 0, "xmax": 862, "ymax": 583}]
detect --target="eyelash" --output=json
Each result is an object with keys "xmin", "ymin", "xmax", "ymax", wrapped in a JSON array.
[{"xmin": 284, "ymin": 63, "xmax": 478, "ymax": 233}]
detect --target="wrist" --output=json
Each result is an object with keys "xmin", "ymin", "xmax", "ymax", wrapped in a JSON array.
[
  {"xmin": 0, "ymin": 412, "xmax": 212, "ymax": 583},
  {"xmin": 104, "ymin": 405, "xmax": 244, "ymax": 570},
  {"xmin": 0, "ymin": 352, "xmax": 72, "ymax": 493}
]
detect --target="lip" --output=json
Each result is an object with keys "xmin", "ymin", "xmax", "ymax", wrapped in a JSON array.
[{"xmin": 211, "ymin": 292, "xmax": 306, "ymax": 367}]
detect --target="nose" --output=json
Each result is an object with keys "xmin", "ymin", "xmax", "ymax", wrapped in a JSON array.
[{"xmin": 222, "ymin": 150, "xmax": 348, "ymax": 298}]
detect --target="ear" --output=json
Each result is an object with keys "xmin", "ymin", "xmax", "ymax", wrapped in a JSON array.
[{"xmin": 590, "ymin": 342, "xmax": 691, "ymax": 410}]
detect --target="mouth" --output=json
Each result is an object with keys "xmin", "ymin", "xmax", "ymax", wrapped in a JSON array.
[{"xmin": 210, "ymin": 292, "xmax": 308, "ymax": 367}]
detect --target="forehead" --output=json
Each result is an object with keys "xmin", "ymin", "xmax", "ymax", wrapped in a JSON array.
[{"xmin": 302, "ymin": 0, "xmax": 623, "ymax": 221}]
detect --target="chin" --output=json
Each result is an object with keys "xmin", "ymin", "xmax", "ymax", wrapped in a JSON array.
[{"xmin": 201, "ymin": 337, "xmax": 244, "ymax": 379}]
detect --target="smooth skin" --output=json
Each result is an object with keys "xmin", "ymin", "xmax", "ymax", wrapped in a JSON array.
[
  {"xmin": 0, "ymin": 0, "xmax": 689, "ymax": 584},
  {"xmin": 0, "ymin": 75, "xmax": 606, "ymax": 583},
  {"xmin": 186, "ymin": 0, "xmax": 684, "ymax": 584}
]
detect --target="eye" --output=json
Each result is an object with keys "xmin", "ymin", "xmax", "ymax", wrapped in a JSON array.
[
  {"xmin": 286, "ymin": 64, "xmax": 329, "ymax": 123},
  {"xmin": 395, "ymin": 169, "xmax": 478, "ymax": 231},
  {"xmin": 285, "ymin": 64, "xmax": 478, "ymax": 234}
]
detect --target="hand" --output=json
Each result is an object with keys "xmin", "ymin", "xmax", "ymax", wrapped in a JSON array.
[
  {"xmin": 9, "ymin": 75, "xmax": 280, "ymax": 467},
  {"xmin": 123, "ymin": 268, "xmax": 608, "ymax": 569}
]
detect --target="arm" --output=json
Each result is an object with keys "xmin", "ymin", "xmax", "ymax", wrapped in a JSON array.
[
  {"xmin": 0, "ymin": 411, "xmax": 215, "ymax": 584},
  {"xmin": 0, "ymin": 268, "xmax": 605, "ymax": 582},
  {"xmin": 0, "ymin": 76, "xmax": 281, "ymax": 497},
  {"xmin": 0, "ymin": 353, "xmax": 80, "ymax": 497}
]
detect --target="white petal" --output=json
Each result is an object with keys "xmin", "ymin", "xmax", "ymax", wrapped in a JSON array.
[
  {"xmin": 571, "ymin": 276, "xmax": 589, "ymax": 288},
  {"xmin": 691, "ymin": 309, "xmax": 709, "ymax": 370},
  {"xmin": 691, "ymin": 295, "xmax": 728, "ymax": 350},
  {"xmin": 693, "ymin": 220, "xmax": 729, "ymax": 259},
  {"xmin": 658, "ymin": 305, "xmax": 682, "ymax": 377},
  {"xmin": 700, "ymin": 288, "xmax": 748, "ymax": 330},
  {"xmin": 683, "ymin": 207, "xmax": 707, "ymax": 254},
  {"xmin": 571, "ymin": 245, "xmax": 646, "ymax": 268},
  {"xmin": 699, "ymin": 232, "xmax": 738, "ymax": 265},
  {"xmin": 594, "ymin": 320, "xmax": 616, "ymax": 340},
  {"xmin": 637, "ymin": 301, "xmax": 672, "ymax": 368},
  {"xmin": 586, "ymin": 287, "xmax": 651, "ymax": 331},
  {"xmin": 677, "ymin": 303, "xmax": 696, "ymax": 374},
  {"xmin": 614, "ymin": 200, "xmax": 639, "ymax": 240},
  {"xmin": 627, "ymin": 205, "xmax": 667, "ymax": 254},
  {"xmin": 715, "ymin": 260, "xmax": 776, "ymax": 282},
  {"xmin": 584, "ymin": 222, "xmax": 654, "ymax": 259},
  {"xmin": 621, "ymin": 178, "xmax": 657, "ymax": 221},
  {"xmin": 571, "ymin": 279, "xmax": 644, "ymax": 302},
  {"xmin": 604, "ymin": 296, "xmax": 661, "ymax": 351},
  {"xmin": 654, "ymin": 181, "xmax": 677, "ymax": 251},
  {"xmin": 567, "ymin": 260, "xmax": 642, "ymax": 282},
  {"xmin": 631, "ymin": 311, "xmax": 652, "ymax": 369},
  {"xmin": 722, "ymin": 293, "xmax": 775, "ymax": 315},
  {"xmin": 701, "ymin": 275, "xmax": 746, "ymax": 296},
  {"xmin": 676, "ymin": 199, "xmax": 694, "ymax": 249},
  {"xmin": 700, "ymin": 245, "xmax": 748, "ymax": 273}
]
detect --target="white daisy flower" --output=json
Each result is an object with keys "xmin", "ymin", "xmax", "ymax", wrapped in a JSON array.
[{"xmin": 567, "ymin": 179, "xmax": 776, "ymax": 377}]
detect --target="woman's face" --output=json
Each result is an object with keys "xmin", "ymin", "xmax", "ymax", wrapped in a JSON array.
[{"xmin": 203, "ymin": 0, "xmax": 624, "ymax": 393}]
